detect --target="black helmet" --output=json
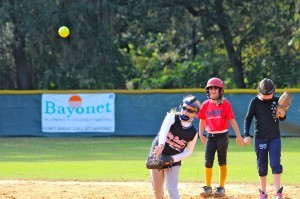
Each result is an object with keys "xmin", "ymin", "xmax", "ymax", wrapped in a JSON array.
[{"xmin": 258, "ymin": 78, "xmax": 275, "ymax": 95}]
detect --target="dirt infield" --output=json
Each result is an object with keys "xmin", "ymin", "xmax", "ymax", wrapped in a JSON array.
[{"xmin": 0, "ymin": 180, "xmax": 299, "ymax": 199}]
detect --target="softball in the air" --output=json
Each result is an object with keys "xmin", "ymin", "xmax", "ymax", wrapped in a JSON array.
[{"xmin": 58, "ymin": 26, "xmax": 70, "ymax": 38}]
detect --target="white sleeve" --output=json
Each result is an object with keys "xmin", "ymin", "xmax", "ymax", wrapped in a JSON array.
[
  {"xmin": 158, "ymin": 112, "xmax": 175, "ymax": 145},
  {"xmin": 172, "ymin": 133, "xmax": 198, "ymax": 162}
]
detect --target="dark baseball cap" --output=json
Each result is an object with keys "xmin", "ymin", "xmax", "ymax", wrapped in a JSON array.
[{"xmin": 258, "ymin": 78, "xmax": 275, "ymax": 95}]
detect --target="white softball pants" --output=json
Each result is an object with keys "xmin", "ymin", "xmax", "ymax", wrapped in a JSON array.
[{"xmin": 150, "ymin": 165, "xmax": 180, "ymax": 199}]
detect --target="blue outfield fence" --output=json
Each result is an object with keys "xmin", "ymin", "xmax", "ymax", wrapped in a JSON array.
[{"xmin": 0, "ymin": 89, "xmax": 299, "ymax": 137}]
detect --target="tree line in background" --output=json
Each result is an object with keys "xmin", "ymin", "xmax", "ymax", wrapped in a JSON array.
[{"xmin": 0, "ymin": 0, "xmax": 299, "ymax": 90}]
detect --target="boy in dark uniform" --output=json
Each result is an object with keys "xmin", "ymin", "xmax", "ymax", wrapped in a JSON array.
[{"xmin": 244, "ymin": 78, "xmax": 285, "ymax": 199}]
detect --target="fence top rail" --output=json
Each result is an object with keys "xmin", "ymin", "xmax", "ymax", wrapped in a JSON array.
[{"xmin": 0, "ymin": 88, "xmax": 299, "ymax": 95}]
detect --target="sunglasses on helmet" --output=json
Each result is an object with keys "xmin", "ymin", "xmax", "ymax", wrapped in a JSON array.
[{"xmin": 181, "ymin": 106, "xmax": 197, "ymax": 114}]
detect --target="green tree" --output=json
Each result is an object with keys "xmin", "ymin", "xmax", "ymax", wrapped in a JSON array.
[
  {"xmin": 0, "ymin": 0, "xmax": 299, "ymax": 90},
  {"xmin": 0, "ymin": 0, "xmax": 132, "ymax": 89},
  {"xmin": 121, "ymin": 0, "xmax": 300, "ymax": 89}
]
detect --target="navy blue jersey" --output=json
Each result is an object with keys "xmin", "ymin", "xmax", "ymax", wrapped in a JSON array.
[{"xmin": 244, "ymin": 96, "xmax": 286, "ymax": 140}]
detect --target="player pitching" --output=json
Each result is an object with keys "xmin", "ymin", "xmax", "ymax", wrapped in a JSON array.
[{"xmin": 148, "ymin": 95, "xmax": 201, "ymax": 199}]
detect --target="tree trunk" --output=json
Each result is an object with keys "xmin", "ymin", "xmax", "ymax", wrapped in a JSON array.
[
  {"xmin": 10, "ymin": 0, "xmax": 32, "ymax": 90},
  {"xmin": 214, "ymin": 0, "xmax": 246, "ymax": 88},
  {"xmin": 12, "ymin": 35, "xmax": 32, "ymax": 89}
]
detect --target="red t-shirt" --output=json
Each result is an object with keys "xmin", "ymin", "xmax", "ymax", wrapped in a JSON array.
[{"xmin": 197, "ymin": 99, "xmax": 235, "ymax": 133}]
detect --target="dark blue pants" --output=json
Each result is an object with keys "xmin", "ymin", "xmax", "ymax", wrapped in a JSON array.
[
  {"xmin": 205, "ymin": 132, "xmax": 229, "ymax": 168},
  {"xmin": 254, "ymin": 137, "xmax": 283, "ymax": 176}
]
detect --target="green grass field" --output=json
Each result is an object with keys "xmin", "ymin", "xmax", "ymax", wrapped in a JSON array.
[{"xmin": 0, "ymin": 137, "xmax": 299, "ymax": 184}]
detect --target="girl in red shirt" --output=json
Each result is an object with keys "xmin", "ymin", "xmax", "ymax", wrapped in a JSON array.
[{"xmin": 197, "ymin": 77, "xmax": 244, "ymax": 197}]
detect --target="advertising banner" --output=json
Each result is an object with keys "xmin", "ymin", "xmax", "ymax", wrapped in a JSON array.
[{"xmin": 42, "ymin": 93, "xmax": 115, "ymax": 133}]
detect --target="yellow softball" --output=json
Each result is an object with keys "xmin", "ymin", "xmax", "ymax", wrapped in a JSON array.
[{"xmin": 58, "ymin": 26, "xmax": 70, "ymax": 38}]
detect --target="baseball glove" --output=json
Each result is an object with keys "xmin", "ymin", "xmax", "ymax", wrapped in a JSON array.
[
  {"xmin": 276, "ymin": 91, "xmax": 292, "ymax": 118},
  {"xmin": 146, "ymin": 154, "xmax": 174, "ymax": 170}
]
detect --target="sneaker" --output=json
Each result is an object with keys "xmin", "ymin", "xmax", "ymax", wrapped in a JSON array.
[
  {"xmin": 214, "ymin": 186, "xmax": 225, "ymax": 197},
  {"xmin": 200, "ymin": 186, "xmax": 213, "ymax": 197},
  {"xmin": 274, "ymin": 187, "xmax": 283, "ymax": 199},
  {"xmin": 259, "ymin": 189, "xmax": 268, "ymax": 199}
]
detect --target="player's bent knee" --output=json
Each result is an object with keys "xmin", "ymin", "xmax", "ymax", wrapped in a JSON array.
[
  {"xmin": 258, "ymin": 165, "xmax": 268, "ymax": 176},
  {"xmin": 258, "ymin": 170, "xmax": 268, "ymax": 176}
]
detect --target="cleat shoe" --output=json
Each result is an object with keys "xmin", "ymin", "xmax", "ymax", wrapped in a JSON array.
[
  {"xmin": 214, "ymin": 186, "xmax": 225, "ymax": 197},
  {"xmin": 274, "ymin": 187, "xmax": 283, "ymax": 199},
  {"xmin": 259, "ymin": 189, "xmax": 268, "ymax": 199},
  {"xmin": 200, "ymin": 186, "xmax": 213, "ymax": 197}
]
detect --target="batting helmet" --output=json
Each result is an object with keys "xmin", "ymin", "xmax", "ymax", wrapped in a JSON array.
[
  {"xmin": 258, "ymin": 78, "xmax": 275, "ymax": 95},
  {"xmin": 205, "ymin": 77, "xmax": 224, "ymax": 99}
]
